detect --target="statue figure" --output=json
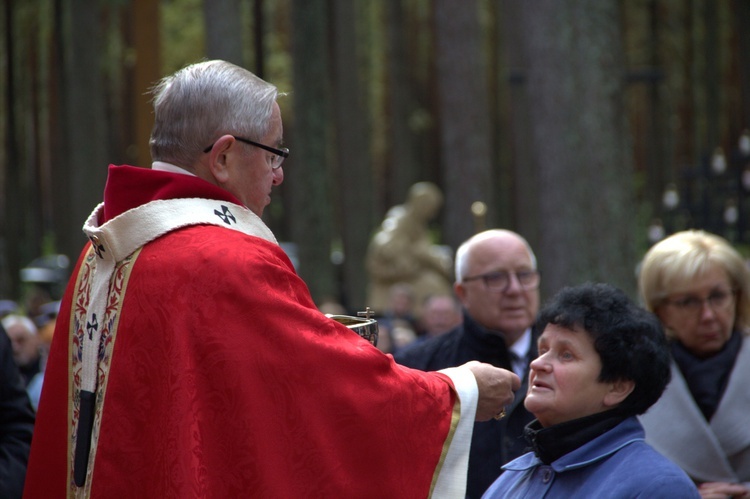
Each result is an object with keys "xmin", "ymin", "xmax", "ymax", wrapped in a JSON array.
[{"xmin": 366, "ymin": 182, "xmax": 453, "ymax": 316}]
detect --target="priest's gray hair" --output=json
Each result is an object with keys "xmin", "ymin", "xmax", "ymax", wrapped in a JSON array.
[{"xmin": 149, "ymin": 59, "xmax": 282, "ymax": 168}]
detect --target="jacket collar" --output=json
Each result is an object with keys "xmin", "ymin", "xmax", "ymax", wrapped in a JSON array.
[
  {"xmin": 524, "ymin": 410, "xmax": 628, "ymax": 465},
  {"xmin": 461, "ymin": 312, "xmax": 514, "ymax": 362},
  {"xmin": 504, "ymin": 417, "xmax": 645, "ymax": 473}
]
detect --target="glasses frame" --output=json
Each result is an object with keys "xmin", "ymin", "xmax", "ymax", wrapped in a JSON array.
[
  {"xmin": 462, "ymin": 269, "xmax": 540, "ymax": 293},
  {"xmin": 203, "ymin": 135, "xmax": 289, "ymax": 169},
  {"xmin": 662, "ymin": 287, "xmax": 737, "ymax": 314}
]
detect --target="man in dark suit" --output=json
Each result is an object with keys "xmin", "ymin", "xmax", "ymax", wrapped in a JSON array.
[{"xmin": 396, "ymin": 229, "xmax": 540, "ymax": 499}]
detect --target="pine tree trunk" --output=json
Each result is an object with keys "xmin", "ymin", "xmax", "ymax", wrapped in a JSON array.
[{"xmin": 518, "ymin": 0, "xmax": 636, "ymax": 297}]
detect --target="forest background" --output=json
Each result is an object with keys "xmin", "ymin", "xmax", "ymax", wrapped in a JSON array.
[{"xmin": 2, "ymin": 0, "xmax": 750, "ymax": 314}]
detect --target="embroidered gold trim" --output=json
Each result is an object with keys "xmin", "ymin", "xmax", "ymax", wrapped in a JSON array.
[
  {"xmin": 67, "ymin": 247, "xmax": 142, "ymax": 498},
  {"xmin": 429, "ymin": 396, "xmax": 462, "ymax": 497}
]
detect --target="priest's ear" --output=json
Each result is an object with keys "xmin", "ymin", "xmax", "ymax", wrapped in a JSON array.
[{"xmin": 205, "ymin": 135, "xmax": 235, "ymax": 184}]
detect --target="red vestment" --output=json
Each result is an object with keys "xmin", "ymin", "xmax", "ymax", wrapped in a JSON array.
[{"xmin": 24, "ymin": 165, "xmax": 478, "ymax": 498}]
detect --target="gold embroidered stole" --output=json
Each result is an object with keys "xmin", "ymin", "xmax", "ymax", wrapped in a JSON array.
[{"xmin": 67, "ymin": 247, "xmax": 141, "ymax": 498}]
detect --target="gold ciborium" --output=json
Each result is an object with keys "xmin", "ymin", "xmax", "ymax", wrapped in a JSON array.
[{"xmin": 326, "ymin": 307, "xmax": 378, "ymax": 347}]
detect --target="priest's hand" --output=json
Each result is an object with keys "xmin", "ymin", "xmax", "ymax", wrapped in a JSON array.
[{"xmin": 465, "ymin": 361, "xmax": 521, "ymax": 421}]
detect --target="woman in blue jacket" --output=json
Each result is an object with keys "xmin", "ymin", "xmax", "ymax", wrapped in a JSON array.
[{"xmin": 483, "ymin": 283, "xmax": 699, "ymax": 499}]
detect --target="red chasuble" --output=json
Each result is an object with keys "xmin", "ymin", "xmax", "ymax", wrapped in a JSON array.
[{"xmin": 24, "ymin": 165, "xmax": 477, "ymax": 498}]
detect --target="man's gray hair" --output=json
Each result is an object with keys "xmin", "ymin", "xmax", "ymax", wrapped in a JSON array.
[
  {"xmin": 149, "ymin": 60, "xmax": 282, "ymax": 167},
  {"xmin": 454, "ymin": 229, "xmax": 537, "ymax": 282},
  {"xmin": 1, "ymin": 314, "xmax": 38, "ymax": 335}
]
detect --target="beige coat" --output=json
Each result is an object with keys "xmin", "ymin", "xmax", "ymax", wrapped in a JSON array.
[{"xmin": 639, "ymin": 337, "xmax": 750, "ymax": 486}]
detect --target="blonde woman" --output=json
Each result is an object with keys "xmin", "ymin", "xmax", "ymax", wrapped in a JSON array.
[{"xmin": 639, "ymin": 230, "xmax": 750, "ymax": 499}]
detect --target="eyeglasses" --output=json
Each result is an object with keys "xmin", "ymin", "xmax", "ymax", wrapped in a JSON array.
[
  {"xmin": 203, "ymin": 135, "xmax": 290, "ymax": 169},
  {"xmin": 462, "ymin": 270, "xmax": 540, "ymax": 293},
  {"xmin": 663, "ymin": 288, "xmax": 736, "ymax": 314}
]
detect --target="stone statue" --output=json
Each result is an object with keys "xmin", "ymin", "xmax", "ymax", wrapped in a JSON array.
[{"xmin": 366, "ymin": 182, "xmax": 453, "ymax": 316}]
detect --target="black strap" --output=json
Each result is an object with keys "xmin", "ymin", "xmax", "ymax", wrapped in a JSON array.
[{"xmin": 73, "ymin": 390, "xmax": 97, "ymax": 486}]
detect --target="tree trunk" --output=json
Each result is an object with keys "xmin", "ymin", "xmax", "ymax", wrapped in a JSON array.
[
  {"xmin": 433, "ymin": 0, "xmax": 494, "ymax": 251},
  {"xmin": 252, "ymin": 0, "xmax": 265, "ymax": 78},
  {"xmin": 500, "ymin": 0, "xmax": 540, "ymax": 247},
  {"xmin": 384, "ymin": 0, "xmax": 422, "ymax": 209},
  {"xmin": 131, "ymin": 0, "xmax": 161, "ymax": 168},
  {"xmin": 737, "ymin": 0, "xmax": 750, "ymax": 127},
  {"xmin": 518, "ymin": 0, "xmax": 636, "ymax": 298},
  {"xmin": 53, "ymin": 0, "xmax": 109, "ymax": 266},
  {"xmin": 203, "ymin": 0, "xmax": 244, "ymax": 66},
  {"xmin": 331, "ymin": 0, "xmax": 373, "ymax": 311},
  {"xmin": 289, "ymin": 0, "xmax": 335, "ymax": 304},
  {"xmin": 2, "ymin": 0, "xmax": 21, "ymax": 298}
]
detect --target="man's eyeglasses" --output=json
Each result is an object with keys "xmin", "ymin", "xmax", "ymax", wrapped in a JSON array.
[
  {"xmin": 462, "ymin": 270, "xmax": 540, "ymax": 293},
  {"xmin": 203, "ymin": 135, "xmax": 289, "ymax": 169},
  {"xmin": 663, "ymin": 288, "xmax": 736, "ymax": 314}
]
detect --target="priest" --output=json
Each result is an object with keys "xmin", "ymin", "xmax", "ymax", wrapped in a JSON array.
[{"xmin": 24, "ymin": 60, "xmax": 519, "ymax": 498}]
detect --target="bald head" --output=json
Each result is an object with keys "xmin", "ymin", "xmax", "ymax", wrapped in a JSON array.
[
  {"xmin": 453, "ymin": 229, "xmax": 539, "ymax": 344},
  {"xmin": 455, "ymin": 229, "xmax": 537, "ymax": 283}
]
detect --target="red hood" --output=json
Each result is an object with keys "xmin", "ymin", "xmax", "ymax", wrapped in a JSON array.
[{"xmin": 101, "ymin": 165, "xmax": 242, "ymax": 223}]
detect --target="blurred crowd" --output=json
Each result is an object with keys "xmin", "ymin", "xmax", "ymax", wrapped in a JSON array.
[
  {"xmin": 0, "ymin": 255, "xmax": 68, "ymax": 497},
  {"xmin": 1, "ymin": 254, "xmax": 69, "ymax": 410}
]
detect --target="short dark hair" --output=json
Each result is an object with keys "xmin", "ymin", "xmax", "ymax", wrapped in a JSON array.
[{"xmin": 536, "ymin": 282, "xmax": 671, "ymax": 416}]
